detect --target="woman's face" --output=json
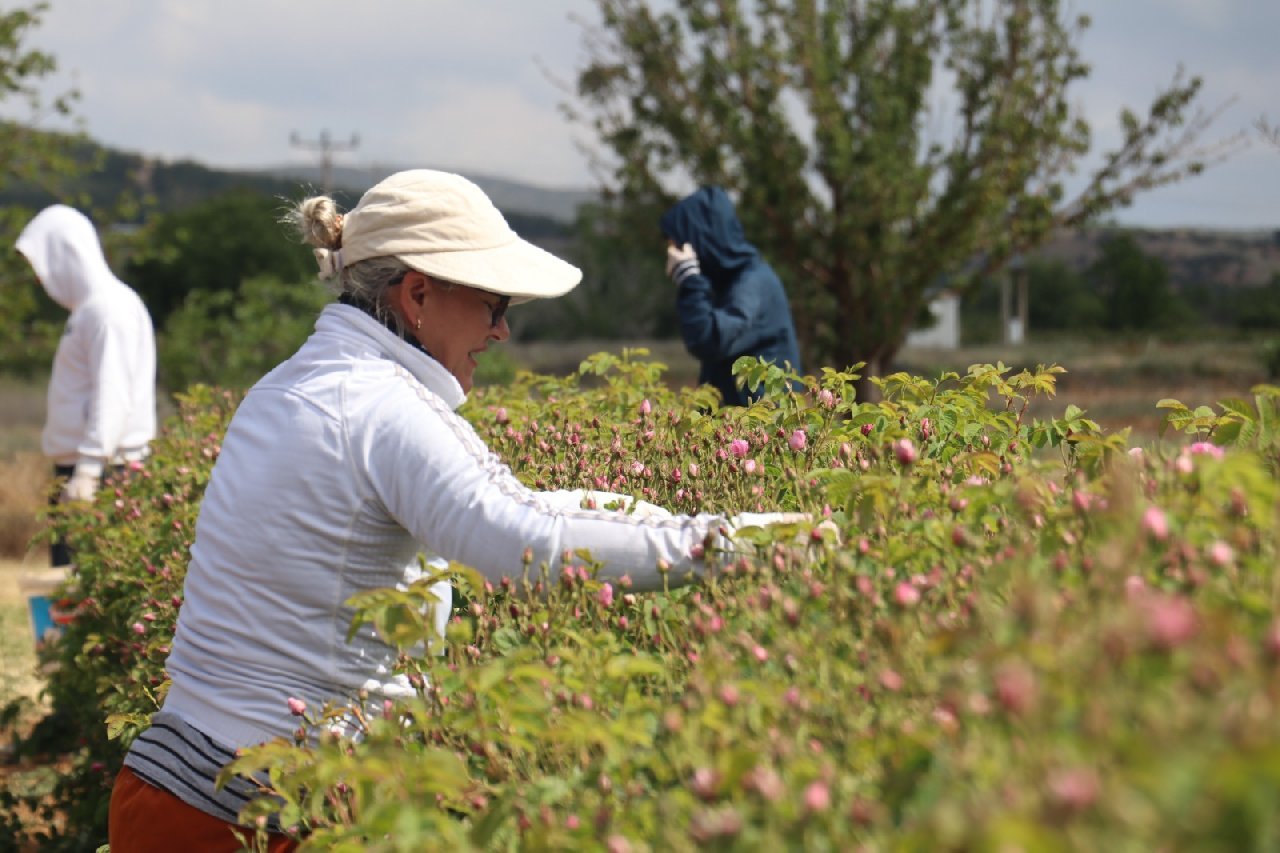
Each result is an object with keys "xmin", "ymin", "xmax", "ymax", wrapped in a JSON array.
[{"xmin": 392, "ymin": 271, "xmax": 510, "ymax": 392}]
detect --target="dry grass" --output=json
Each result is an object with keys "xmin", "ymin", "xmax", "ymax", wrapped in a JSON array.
[
  {"xmin": 0, "ymin": 558, "xmax": 49, "ymax": 712},
  {"xmin": 0, "ymin": 454, "xmax": 51, "ymax": 561},
  {"xmin": 898, "ymin": 336, "xmax": 1269, "ymax": 441}
]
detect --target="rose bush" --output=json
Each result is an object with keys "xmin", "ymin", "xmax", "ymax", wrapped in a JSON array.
[{"xmin": 7, "ymin": 355, "xmax": 1279, "ymax": 851}]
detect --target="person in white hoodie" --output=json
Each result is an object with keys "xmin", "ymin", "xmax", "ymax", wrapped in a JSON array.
[
  {"xmin": 16, "ymin": 204, "xmax": 157, "ymax": 567},
  {"xmin": 108, "ymin": 170, "xmax": 809, "ymax": 852}
]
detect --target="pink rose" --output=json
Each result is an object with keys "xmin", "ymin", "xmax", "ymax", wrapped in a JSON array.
[
  {"xmin": 893, "ymin": 438, "xmax": 917, "ymax": 465},
  {"xmin": 1141, "ymin": 506, "xmax": 1169, "ymax": 541},
  {"xmin": 1187, "ymin": 441, "xmax": 1224, "ymax": 460}
]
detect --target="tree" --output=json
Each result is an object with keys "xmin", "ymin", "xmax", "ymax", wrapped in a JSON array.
[
  {"xmin": 1025, "ymin": 258, "xmax": 1103, "ymax": 332},
  {"xmin": 515, "ymin": 202, "xmax": 679, "ymax": 341},
  {"xmin": 1088, "ymin": 233, "xmax": 1188, "ymax": 332},
  {"xmin": 123, "ymin": 189, "xmax": 317, "ymax": 331},
  {"xmin": 0, "ymin": 2, "xmax": 87, "ymax": 374},
  {"xmin": 571, "ymin": 0, "xmax": 1238, "ymax": 396}
]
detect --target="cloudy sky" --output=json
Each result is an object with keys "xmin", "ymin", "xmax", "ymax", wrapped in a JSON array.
[{"xmin": 10, "ymin": 1, "xmax": 1279, "ymax": 229}]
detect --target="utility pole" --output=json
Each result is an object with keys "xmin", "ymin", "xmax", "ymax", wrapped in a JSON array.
[{"xmin": 289, "ymin": 129, "xmax": 360, "ymax": 194}]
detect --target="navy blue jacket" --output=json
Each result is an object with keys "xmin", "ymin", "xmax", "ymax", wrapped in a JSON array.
[{"xmin": 661, "ymin": 187, "xmax": 803, "ymax": 406}]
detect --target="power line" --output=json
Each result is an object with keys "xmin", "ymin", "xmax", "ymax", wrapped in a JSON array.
[{"xmin": 289, "ymin": 130, "xmax": 360, "ymax": 194}]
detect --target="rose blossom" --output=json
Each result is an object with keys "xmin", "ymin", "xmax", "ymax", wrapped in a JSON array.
[
  {"xmin": 1141, "ymin": 506, "xmax": 1169, "ymax": 541},
  {"xmin": 1187, "ymin": 441, "xmax": 1224, "ymax": 460},
  {"xmin": 893, "ymin": 438, "xmax": 917, "ymax": 465}
]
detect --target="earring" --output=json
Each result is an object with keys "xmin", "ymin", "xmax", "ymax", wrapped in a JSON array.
[{"xmin": 415, "ymin": 317, "xmax": 422, "ymax": 331}]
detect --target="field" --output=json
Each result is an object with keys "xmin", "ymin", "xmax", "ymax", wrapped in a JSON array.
[
  {"xmin": 0, "ymin": 335, "xmax": 1269, "ymax": 699},
  {"xmin": 0, "ymin": 335, "xmax": 1273, "ymax": 848}
]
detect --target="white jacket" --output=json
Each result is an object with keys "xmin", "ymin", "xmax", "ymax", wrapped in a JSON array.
[
  {"xmin": 162, "ymin": 304, "xmax": 733, "ymax": 749},
  {"xmin": 16, "ymin": 205, "xmax": 156, "ymax": 476}
]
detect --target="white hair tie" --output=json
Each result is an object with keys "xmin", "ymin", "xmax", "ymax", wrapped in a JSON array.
[{"xmin": 314, "ymin": 247, "xmax": 344, "ymax": 279}]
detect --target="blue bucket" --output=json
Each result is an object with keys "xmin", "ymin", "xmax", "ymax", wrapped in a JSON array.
[
  {"xmin": 27, "ymin": 594, "xmax": 60, "ymax": 644},
  {"xmin": 19, "ymin": 568, "xmax": 73, "ymax": 649}
]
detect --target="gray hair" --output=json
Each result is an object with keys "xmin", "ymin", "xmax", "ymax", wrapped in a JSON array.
[{"xmin": 284, "ymin": 194, "xmax": 412, "ymax": 335}]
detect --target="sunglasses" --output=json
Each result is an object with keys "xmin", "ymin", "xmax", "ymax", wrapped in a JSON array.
[{"xmin": 477, "ymin": 292, "xmax": 511, "ymax": 329}]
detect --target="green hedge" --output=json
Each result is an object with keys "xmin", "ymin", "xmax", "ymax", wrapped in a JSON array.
[{"xmin": 8, "ymin": 355, "xmax": 1280, "ymax": 851}]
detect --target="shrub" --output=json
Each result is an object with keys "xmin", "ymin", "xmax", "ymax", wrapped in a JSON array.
[
  {"xmin": 8, "ymin": 354, "xmax": 1280, "ymax": 851},
  {"xmin": 158, "ymin": 275, "xmax": 330, "ymax": 392}
]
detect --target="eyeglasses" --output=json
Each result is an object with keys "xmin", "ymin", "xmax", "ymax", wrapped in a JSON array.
[{"xmin": 477, "ymin": 292, "xmax": 511, "ymax": 329}]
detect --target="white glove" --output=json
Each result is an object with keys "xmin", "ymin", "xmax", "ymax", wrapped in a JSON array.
[
  {"xmin": 724, "ymin": 512, "xmax": 842, "ymax": 549},
  {"xmin": 665, "ymin": 242, "xmax": 701, "ymax": 286},
  {"xmin": 539, "ymin": 489, "xmax": 675, "ymax": 519},
  {"xmin": 62, "ymin": 469, "xmax": 99, "ymax": 503}
]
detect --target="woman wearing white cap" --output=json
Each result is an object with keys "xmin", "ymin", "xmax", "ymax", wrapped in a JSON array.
[{"xmin": 108, "ymin": 170, "xmax": 802, "ymax": 851}]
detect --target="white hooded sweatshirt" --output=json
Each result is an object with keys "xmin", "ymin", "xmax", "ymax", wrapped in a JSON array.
[{"xmin": 16, "ymin": 205, "xmax": 157, "ymax": 477}]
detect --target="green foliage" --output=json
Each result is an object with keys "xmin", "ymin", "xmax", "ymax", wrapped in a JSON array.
[
  {"xmin": 9, "ymin": 353, "xmax": 1280, "ymax": 850},
  {"xmin": 1090, "ymin": 232, "xmax": 1190, "ymax": 332},
  {"xmin": 0, "ymin": 3, "xmax": 89, "ymax": 375},
  {"xmin": 158, "ymin": 274, "xmax": 331, "ymax": 392},
  {"xmin": 6, "ymin": 386, "xmax": 239, "ymax": 851},
  {"xmin": 1159, "ymin": 385, "xmax": 1280, "ymax": 474},
  {"xmin": 571, "ymin": 0, "xmax": 1228, "ymax": 383},
  {"xmin": 473, "ymin": 347, "xmax": 520, "ymax": 387},
  {"xmin": 123, "ymin": 188, "xmax": 317, "ymax": 330},
  {"xmin": 514, "ymin": 203, "xmax": 679, "ymax": 341}
]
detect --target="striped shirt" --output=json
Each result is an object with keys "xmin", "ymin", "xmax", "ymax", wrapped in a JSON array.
[{"xmin": 123, "ymin": 711, "xmax": 283, "ymax": 831}]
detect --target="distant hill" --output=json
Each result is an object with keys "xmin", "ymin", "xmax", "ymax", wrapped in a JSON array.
[
  {"xmin": 0, "ymin": 132, "xmax": 593, "ymax": 231},
  {"xmin": 1036, "ymin": 226, "xmax": 1280, "ymax": 290},
  {"xmin": 249, "ymin": 164, "xmax": 598, "ymax": 224}
]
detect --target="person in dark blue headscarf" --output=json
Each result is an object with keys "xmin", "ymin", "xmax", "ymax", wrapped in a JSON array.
[{"xmin": 660, "ymin": 186, "xmax": 803, "ymax": 406}]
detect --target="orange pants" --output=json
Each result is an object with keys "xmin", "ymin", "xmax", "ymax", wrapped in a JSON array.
[{"xmin": 109, "ymin": 764, "xmax": 298, "ymax": 852}]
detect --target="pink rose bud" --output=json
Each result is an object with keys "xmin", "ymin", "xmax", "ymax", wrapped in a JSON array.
[
  {"xmin": 894, "ymin": 582, "xmax": 921, "ymax": 607},
  {"xmin": 729, "ymin": 438, "xmax": 750, "ymax": 457},
  {"xmin": 804, "ymin": 780, "xmax": 831, "ymax": 813},
  {"xmin": 598, "ymin": 582, "xmax": 614, "ymax": 608},
  {"xmin": 1187, "ymin": 441, "xmax": 1224, "ymax": 459},
  {"xmin": 494, "ymin": 407, "xmax": 509, "ymax": 424},
  {"xmin": 817, "ymin": 389, "xmax": 836, "ymax": 408},
  {"xmin": 1144, "ymin": 595, "xmax": 1197, "ymax": 650},
  {"xmin": 1207, "ymin": 540, "xmax": 1234, "ymax": 567},
  {"xmin": 893, "ymin": 438, "xmax": 917, "ymax": 465},
  {"xmin": 691, "ymin": 767, "xmax": 718, "ymax": 799},
  {"xmin": 1141, "ymin": 506, "xmax": 1169, "ymax": 541},
  {"xmin": 744, "ymin": 459, "xmax": 758, "ymax": 474},
  {"xmin": 789, "ymin": 429, "xmax": 807, "ymax": 452},
  {"xmin": 879, "ymin": 669, "xmax": 904, "ymax": 691},
  {"xmin": 994, "ymin": 663, "xmax": 1037, "ymax": 715},
  {"xmin": 131, "ymin": 622, "xmax": 146, "ymax": 635},
  {"xmin": 287, "ymin": 697, "xmax": 307, "ymax": 716},
  {"xmin": 860, "ymin": 423, "xmax": 874, "ymax": 437},
  {"xmin": 1072, "ymin": 490, "xmax": 1093, "ymax": 513}
]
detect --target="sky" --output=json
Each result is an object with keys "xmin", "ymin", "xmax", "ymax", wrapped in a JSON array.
[{"xmin": 9, "ymin": 0, "xmax": 1279, "ymax": 229}]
